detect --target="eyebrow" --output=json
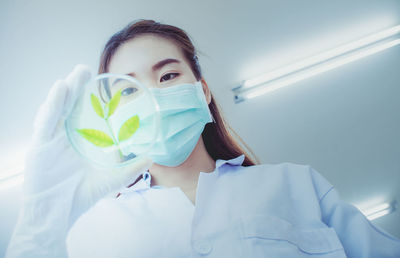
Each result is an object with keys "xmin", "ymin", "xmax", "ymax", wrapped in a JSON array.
[{"xmin": 126, "ymin": 58, "xmax": 181, "ymax": 77}]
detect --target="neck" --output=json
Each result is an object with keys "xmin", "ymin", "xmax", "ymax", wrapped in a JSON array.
[{"xmin": 148, "ymin": 136, "xmax": 216, "ymax": 191}]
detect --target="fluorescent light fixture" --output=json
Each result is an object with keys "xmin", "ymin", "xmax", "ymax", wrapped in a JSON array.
[
  {"xmin": 0, "ymin": 149, "xmax": 26, "ymax": 190},
  {"xmin": 0, "ymin": 165, "xmax": 24, "ymax": 191},
  {"xmin": 0, "ymin": 173, "xmax": 24, "ymax": 191},
  {"xmin": 360, "ymin": 201, "xmax": 397, "ymax": 221},
  {"xmin": 233, "ymin": 25, "xmax": 400, "ymax": 103}
]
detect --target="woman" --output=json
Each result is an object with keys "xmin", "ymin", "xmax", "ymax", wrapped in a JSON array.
[{"xmin": 6, "ymin": 20, "xmax": 400, "ymax": 258}]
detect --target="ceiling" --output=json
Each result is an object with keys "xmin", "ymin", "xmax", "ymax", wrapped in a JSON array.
[{"xmin": 1, "ymin": 0, "xmax": 399, "ymax": 245}]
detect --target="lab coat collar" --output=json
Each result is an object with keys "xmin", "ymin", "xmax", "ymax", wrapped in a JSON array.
[
  {"xmin": 215, "ymin": 154, "xmax": 246, "ymax": 170},
  {"xmin": 119, "ymin": 154, "xmax": 246, "ymax": 193}
]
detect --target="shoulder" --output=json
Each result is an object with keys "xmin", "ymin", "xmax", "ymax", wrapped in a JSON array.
[
  {"xmin": 237, "ymin": 161, "xmax": 312, "ymax": 178},
  {"xmin": 236, "ymin": 162, "xmax": 334, "ymax": 200}
]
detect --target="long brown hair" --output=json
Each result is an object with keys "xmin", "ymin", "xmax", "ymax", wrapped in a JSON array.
[{"xmin": 98, "ymin": 19, "xmax": 260, "ymax": 172}]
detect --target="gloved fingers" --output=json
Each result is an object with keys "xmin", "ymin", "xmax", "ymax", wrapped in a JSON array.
[
  {"xmin": 32, "ymin": 79, "xmax": 69, "ymax": 146},
  {"xmin": 31, "ymin": 64, "xmax": 92, "ymax": 146},
  {"xmin": 62, "ymin": 64, "xmax": 92, "ymax": 119}
]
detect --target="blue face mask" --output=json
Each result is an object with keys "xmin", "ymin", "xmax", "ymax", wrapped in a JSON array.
[{"xmin": 108, "ymin": 80, "xmax": 214, "ymax": 167}]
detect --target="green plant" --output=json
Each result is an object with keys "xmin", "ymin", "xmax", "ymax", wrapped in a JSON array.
[{"xmin": 76, "ymin": 90, "xmax": 140, "ymax": 149}]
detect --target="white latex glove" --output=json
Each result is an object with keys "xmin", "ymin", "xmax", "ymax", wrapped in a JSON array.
[{"xmin": 5, "ymin": 64, "xmax": 153, "ymax": 258}]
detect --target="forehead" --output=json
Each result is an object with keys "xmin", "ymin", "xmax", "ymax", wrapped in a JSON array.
[{"xmin": 108, "ymin": 34, "xmax": 187, "ymax": 74}]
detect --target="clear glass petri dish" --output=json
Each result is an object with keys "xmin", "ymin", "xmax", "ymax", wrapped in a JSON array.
[{"xmin": 65, "ymin": 73, "xmax": 161, "ymax": 168}]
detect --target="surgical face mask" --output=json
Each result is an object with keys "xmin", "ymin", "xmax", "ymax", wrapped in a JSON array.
[{"xmin": 108, "ymin": 80, "xmax": 214, "ymax": 167}]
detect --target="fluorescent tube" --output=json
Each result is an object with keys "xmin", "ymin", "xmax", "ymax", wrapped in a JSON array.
[
  {"xmin": 234, "ymin": 25, "xmax": 400, "ymax": 103},
  {"xmin": 360, "ymin": 202, "xmax": 396, "ymax": 221}
]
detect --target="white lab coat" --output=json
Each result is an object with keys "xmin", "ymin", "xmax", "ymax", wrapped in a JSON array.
[{"xmin": 64, "ymin": 154, "xmax": 400, "ymax": 257}]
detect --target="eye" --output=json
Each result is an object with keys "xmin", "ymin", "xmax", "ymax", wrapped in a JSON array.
[
  {"xmin": 121, "ymin": 87, "xmax": 138, "ymax": 96},
  {"xmin": 160, "ymin": 73, "xmax": 179, "ymax": 82}
]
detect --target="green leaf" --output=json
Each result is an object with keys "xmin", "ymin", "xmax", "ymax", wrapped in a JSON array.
[
  {"xmin": 76, "ymin": 128, "xmax": 115, "ymax": 147},
  {"xmin": 118, "ymin": 115, "xmax": 140, "ymax": 141},
  {"xmin": 107, "ymin": 89, "xmax": 122, "ymax": 117},
  {"xmin": 90, "ymin": 94, "xmax": 104, "ymax": 118}
]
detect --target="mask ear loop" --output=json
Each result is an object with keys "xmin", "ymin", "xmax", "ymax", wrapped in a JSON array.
[
  {"xmin": 210, "ymin": 112, "xmax": 216, "ymax": 123},
  {"xmin": 195, "ymin": 79, "xmax": 216, "ymax": 124}
]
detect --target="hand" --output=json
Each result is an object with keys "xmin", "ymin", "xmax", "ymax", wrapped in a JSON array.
[
  {"xmin": 6, "ymin": 65, "xmax": 153, "ymax": 258},
  {"xmin": 25, "ymin": 63, "xmax": 153, "ymax": 224}
]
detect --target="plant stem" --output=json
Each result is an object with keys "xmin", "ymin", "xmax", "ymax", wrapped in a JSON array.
[{"xmin": 105, "ymin": 117, "xmax": 125, "ymax": 160}]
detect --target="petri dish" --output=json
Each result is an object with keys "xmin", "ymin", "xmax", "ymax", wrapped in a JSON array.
[{"xmin": 65, "ymin": 73, "xmax": 161, "ymax": 168}]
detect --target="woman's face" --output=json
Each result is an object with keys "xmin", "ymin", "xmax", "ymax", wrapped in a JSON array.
[
  {"xmin": 107, "ymin": 34, "xmax": 211, "ymax": 168},
  {"xmin": 108, "ymin": 34, "xmax": 199, "ymax": 90}
]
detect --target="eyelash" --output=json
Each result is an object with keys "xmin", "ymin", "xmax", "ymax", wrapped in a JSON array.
[{"xmin": 160, "ymin": 72, "xmax": 179, "ymax": 82}]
